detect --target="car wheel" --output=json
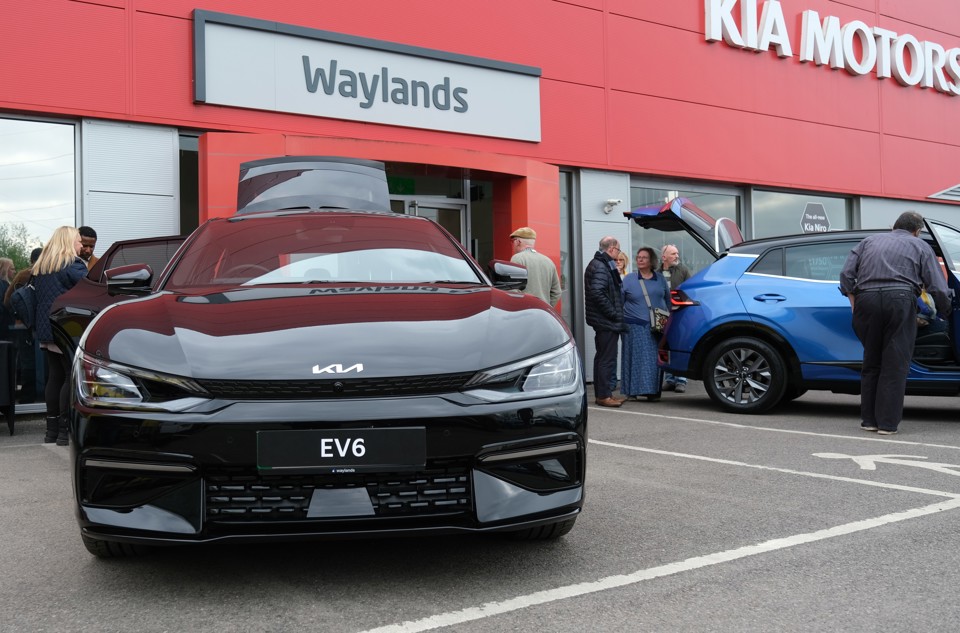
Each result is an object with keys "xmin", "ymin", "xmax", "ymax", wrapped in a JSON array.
[
  {"xmin": 783, "ymin": 385, "xmax": 807, "ymax": 402},
  {"xmin": 703, "ymin": 337, "xmax": 787, "ymax": 413},
  {"xmin": 505, "ymin": 517, "xmax": 577, "ymax": 541},
  {"xmin": 81, "ymin": 534, "xmax": 147, "ymax": 558}
]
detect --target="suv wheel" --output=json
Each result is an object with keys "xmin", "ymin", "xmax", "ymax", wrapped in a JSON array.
[{"xmin": 703, "ymin": 337, "xmax": 787, "ymax": 413}]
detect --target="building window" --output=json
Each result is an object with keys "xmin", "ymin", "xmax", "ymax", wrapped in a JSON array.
[
  {"xmin": 0, "ymin": 116, "xmax": 78, "ymax": 409},
  {"xmin": 0, "ymin": 117, "xmax": 77, "ymax": 255},
  {"xmin": 751, "ymin": 190, "xmax": 850, "ymax": 239}
]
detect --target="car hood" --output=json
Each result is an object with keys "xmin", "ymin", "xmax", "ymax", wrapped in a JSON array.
[{"xmin": 80, "ymin": 286, "xmax": 571, "ymax": 380}]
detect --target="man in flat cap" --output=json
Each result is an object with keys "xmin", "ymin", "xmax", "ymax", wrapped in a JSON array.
[{"xmin": 510, "ymin": 227, "xmax": 562, "ymax": 307}]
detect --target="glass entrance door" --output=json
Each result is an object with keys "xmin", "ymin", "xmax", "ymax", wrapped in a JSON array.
[{"xmin": 390, "ymin": 197, "xmax": 470, "ymax": 253}]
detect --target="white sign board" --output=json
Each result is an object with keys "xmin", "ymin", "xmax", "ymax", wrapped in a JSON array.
[{"xmin": 194, "ymin": 11, "xmax": 542, "ymax": 141}]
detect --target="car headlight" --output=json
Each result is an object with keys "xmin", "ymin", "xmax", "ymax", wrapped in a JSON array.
[
  {"xmin": 463, "ymin": 342, "xmax": 581, "ymax": 402},
  {"xmin": 75, "ymin": 353, "xmax": 209, "ymax": 412}
]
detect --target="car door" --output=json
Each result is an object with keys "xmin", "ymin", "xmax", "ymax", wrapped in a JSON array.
[
  {"xmin": 736, "ymin": 240, "xmax": 864, "ymax": 378},
  {"xmin": 923, "ymin": 219, "xmax": 960, "ymax": 357},
  {"xmin": 50, "ymin": 235, "xmax": 186, "ymax": 357}
]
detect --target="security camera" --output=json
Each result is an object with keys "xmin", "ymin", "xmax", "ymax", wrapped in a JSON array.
[{"xmin": 602, "ymin": 198, "xmax": 623, "ymax": 214}]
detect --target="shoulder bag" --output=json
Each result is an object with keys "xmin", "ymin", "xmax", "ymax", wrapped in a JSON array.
[{"xmin": 639, "ymin": 273, "xmax": 670, "ymax": 334}]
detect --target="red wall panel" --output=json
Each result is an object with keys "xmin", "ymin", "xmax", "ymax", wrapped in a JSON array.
[
  {"xmin": 608, "ymin": 91, "xmax": 883, "ymax": 195},
  {"xmin": 882, "ymin": 0, "xmax": 960, "ymax": 38},
  {"xmin": 606, "ymin": 13, "xmax": 881, "ymax": 133},
  {"xmin": 882, "ymin": 135, "xmax": 960, "ymax": 199},
  {"xmin": 0, "ymin": 0, "xmax": 128, "ymax": 114},
  {"xmin": 2, "ymin": 0, "xmax": 960, "ymax": 204}
]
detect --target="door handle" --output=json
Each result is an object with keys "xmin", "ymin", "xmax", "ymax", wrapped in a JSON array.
[{"xmin": 753, "ymin": 294, "xmax": 786, "ymax": 303}]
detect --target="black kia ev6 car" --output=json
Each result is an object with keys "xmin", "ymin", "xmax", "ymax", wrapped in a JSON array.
[{"xmin": 66, "ymin": 157, "xmax": 586, "ymax": 557}]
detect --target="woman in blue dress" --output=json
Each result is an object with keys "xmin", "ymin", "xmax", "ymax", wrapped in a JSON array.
[{"xmin": 621, "ymin": 246, "xmax": 671, "ymax": 401}]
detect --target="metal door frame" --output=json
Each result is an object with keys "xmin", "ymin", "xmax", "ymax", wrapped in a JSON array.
[{"xmin": 390, "ymin": 195, "xmax": 472, "ymax": 254}]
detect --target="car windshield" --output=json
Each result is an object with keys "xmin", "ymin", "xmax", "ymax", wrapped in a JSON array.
[{"xmin": 163, "ymin": 212, "xmax": 482, "ymax": 289}]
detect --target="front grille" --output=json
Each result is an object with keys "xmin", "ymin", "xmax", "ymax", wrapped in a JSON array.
[
  {"xmin": 197, "ymin": 372, "xmax": 475, "ymax": 399},
  {"xmin": 205, "ymin": 468, "xmax": 472, "ymax": 520}
]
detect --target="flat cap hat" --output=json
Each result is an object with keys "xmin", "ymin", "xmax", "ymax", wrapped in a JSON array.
[{"xmin": 509, "ymin": 227, "xmax": 537, "ymax": 240}]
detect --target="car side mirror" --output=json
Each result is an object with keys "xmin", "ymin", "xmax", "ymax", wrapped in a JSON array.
[
  {"xmin": 488, "ymin": 259, "xmax": 527, "ymax": 291},
  {"xmin": 106, "ymin": 263, "xmax": 154, "ymax": 296}
]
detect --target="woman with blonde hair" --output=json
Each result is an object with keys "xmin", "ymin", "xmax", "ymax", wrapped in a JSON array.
[
  {"xmin": 33, "ymin": 226, "xmax": 86, "ymax": 445},
  {"xmin": 615, "ymin": 250, "xmax": 629, "ymax": 278}
]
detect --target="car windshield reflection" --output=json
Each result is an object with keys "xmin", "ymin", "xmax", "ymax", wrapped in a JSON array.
[{"xmin": 240, "ymin": 248, "xmax": 479, "ymax": 285}]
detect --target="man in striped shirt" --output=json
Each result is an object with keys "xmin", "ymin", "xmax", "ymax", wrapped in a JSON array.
[{"xmin": 839, "ymin": 211, "xmax": 951, "ymax": 435}]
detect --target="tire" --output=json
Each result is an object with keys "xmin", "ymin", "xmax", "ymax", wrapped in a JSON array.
[
  {"xmin": 783, "ymin": 385, "xmax": 808, "ymax": 402},
  {"xmin": 81, "ymin": 534, "xmax": 148, "ymax": 558},
  {"xmin": 702, "ymin": 337, "xmax": 787, "ymax": 414},
  {"xmin": 504, "ymin": 517, "xmax": 577, "ymax": 541}
]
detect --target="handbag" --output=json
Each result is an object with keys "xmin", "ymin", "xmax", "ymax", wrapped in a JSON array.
[
  {"xmin": 639, "ymin": 273, "xmax": 670, "ymax": 334},
  {"xmin": 10, "ymin": 276, "xmax": 37, "ymax": 329}
]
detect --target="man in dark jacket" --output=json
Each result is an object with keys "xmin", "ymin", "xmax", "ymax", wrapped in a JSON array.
[{"xmin": 585, "ymin": 236, "xmax": 626, "ymax": 407}]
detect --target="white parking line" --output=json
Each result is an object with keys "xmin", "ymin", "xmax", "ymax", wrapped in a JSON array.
[
  {"xmin": 358, "ymin": 497, "xmax": 960, "ymax": 633},
  {"xmin": 590, "ymin": 405, "xmax": 960, "ymax": 451},
  {"xmin": 589, "ymin": 439, "xmax": 960, "ymax": 499}
]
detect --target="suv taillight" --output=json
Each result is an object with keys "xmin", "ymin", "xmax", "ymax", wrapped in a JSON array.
[{"xmin": 671, "ymin": 289, "xmax": 699, "ymax": 307}]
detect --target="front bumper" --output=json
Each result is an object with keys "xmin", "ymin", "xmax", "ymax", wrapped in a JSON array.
[{"xmin": 70, "ymin": 389, "xmax": 586, "ymax": 546}]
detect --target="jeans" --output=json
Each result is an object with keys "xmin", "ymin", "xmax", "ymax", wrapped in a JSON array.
[{"xmin": 664, "ymin": 372, "xmax": 687, "ymax": 387}]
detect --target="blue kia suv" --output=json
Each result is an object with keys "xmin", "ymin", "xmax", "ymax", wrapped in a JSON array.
[{"xmin": 627, "ymin": 198, "xmax": 960, "ymax": 413}]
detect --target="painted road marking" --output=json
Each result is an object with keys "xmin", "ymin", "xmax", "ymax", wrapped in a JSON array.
[
  {"xmin": 590, "ymin": 439, "xmax": 959, "ymax": 499},
  {"xmin": 814, "ymin": 452, "xmax": 960, "ymax": 476},
  {"xmin": 589, "ymin": 405, "xmax": 960, "ymax": 451},
  {"xmin": 358, "ymin": 498, "xmax": 960, "ymax": 633}
]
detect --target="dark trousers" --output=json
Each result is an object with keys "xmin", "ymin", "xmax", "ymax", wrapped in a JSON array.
[
  {"xmin": 593, "ymin": 329, "xmax": 620, "ymax": 400},
  {"xmin": 852, "ymin": 289, "xmax": 916, "ymax": 431},
  {"xmin": 44, "ymin": 349, "xmax": 69, "ymax": 419}
]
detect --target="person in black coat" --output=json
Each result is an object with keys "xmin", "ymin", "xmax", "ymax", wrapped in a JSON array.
[{"xmin": 584, "ymin": 236, "xmax": 626, "ymax": 407}]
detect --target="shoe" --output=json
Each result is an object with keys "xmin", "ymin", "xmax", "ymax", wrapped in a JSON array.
[
  {"xmin": 860, "ymin": 424, "xmax": 878, "ymax": 432},
  {"xmin": 55, "ymin": 414, "xmax": 69, "ymax": 447},
  {"xmin": 646, "ymin": 395, "xmax": 661, "ymax": 402},
  {"xmin": 613, "ymin": 395, "xmax": 628, "ymax": 403},
  {"xmin": 595, "ymin": 397, "xmax": 623, "ymax": 408},
  {"xmin": 43, "ymin": 416, "xmax": 58, "ymax": 444},
  {"xmin": 662, "ymin": 383, "xmax": 676, "ymax": 392},
  {"xmin": 877, "ymin": 429, "xmax": 898, "ymax": 435},
  {"xmin": 674, "ymin": 383, "xmax": 686, "ymax": 393}
]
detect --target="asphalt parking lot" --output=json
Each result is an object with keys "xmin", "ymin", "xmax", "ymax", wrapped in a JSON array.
[{"xmin": 3, "ymin": 383, "xmax": 960, "ymax": 632}]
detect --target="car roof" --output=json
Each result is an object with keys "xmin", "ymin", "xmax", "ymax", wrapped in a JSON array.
[{"xmin": 727, "ymin": 230, "xmax": 886, "ymax": 255}]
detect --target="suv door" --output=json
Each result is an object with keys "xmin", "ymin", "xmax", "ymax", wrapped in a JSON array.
[
  {"xmin": 923, "ymin": 219, "xmax": 960, "ymax": 357},
  {"xmin": 50, "ymin": 235, "xmax": 185, "ymax": 357},
  {"xmin": 736, "ymin": 240, "xmax": 864, "ymax": 379}
]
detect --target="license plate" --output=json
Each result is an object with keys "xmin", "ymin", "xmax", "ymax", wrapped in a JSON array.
[{"xmin": 257, "ymin": 428, "xmax": 426, "ymax": 474}]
